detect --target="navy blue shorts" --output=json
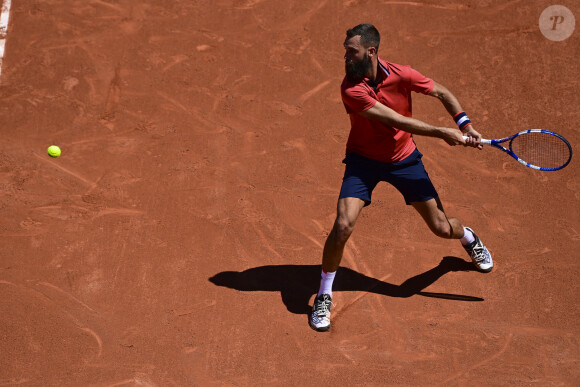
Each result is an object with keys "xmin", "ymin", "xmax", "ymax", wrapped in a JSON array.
[{"xmin": 338, "ymin": 149, "xmax": 438, "ymax": 206}]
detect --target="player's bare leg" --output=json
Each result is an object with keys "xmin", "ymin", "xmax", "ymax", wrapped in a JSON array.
[
  {"xmin": 322, "ymin": 197, "xmax": 366, "ymax": 272},
  {"xmin": 411, "ymin": 197, "xmax": 493, "ymax": 272},
  {"xmin": 411, "ymin": 197, "xmax": 463, "ymax": 239},
  {"xmin": 310, "ymin": 197, "xmax": 365, "ymax": 332}
]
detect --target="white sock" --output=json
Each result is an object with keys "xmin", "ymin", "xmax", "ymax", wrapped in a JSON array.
[
  {"xmin": 460, "ymin": 227, "xmax": 475, "ymax": 246},
  {"xmin": 317, "ymin": 269, "xmax": 336, "ymax": 297}
]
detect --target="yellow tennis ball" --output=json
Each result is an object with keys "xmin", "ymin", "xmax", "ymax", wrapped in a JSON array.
[{"xmin": 47, "ymin": 145, "xmax": 61, "ymax": 158}]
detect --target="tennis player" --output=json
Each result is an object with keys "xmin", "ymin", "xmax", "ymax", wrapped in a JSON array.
[{"xmin": 310, "ymin": 24, "xmax": 493, "ymax": 332}]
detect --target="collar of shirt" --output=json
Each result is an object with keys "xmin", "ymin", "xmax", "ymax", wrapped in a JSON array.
[{"xmin": 364, "ymin": 57, "xmax": 390, "ymax": 91}]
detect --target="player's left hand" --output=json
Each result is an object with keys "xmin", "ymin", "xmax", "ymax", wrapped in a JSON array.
[{"xmin": 462, "ymin": 125, "xmax": 483, "ymax": 150}]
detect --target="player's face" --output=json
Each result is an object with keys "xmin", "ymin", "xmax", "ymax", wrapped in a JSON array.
[
  {"xmin": 344, "ymin": 36, "xmax": 371, "ymax": 82},
  {"xmin": 344, "ymin": 36, "xmax": 366, "ymax": 62}
]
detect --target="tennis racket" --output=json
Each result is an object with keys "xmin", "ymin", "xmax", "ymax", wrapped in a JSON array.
[{"xmin": 463, "ymin": 129, "xmax": 572, "ymax": 171}]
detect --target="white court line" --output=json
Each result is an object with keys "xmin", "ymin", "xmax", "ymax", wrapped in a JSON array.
[{"xmin": 0, "ymin": 0, "xmax": 13, "ymax": 79}]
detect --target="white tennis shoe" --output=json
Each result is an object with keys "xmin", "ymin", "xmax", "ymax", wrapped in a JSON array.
[
  {"xmin": 309, "ymin": 293, "xmax": 333, "ymax": 332},
  {"xmin": 463, "ymin": 227, "xmax": 493, "ymax": 272}
]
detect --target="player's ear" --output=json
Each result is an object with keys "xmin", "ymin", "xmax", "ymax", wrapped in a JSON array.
[{"xmin": 367, "ymin": 46, "xmax": 377, "ymax": 57}]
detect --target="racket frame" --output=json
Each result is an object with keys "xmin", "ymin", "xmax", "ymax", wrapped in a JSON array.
[{"xmin": 464, "ymin": 129, "xmax": 572, "ymax": 171}]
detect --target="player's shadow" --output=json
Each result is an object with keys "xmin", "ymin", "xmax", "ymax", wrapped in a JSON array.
[{"xmin": 209, "ymin": 256, "xmax": 483, "ymax": 315}]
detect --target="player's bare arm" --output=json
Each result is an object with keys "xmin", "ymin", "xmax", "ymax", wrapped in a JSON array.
[
  {"xmin": 429, "ymin": 81, "xmax": 464, "ymax": 116},
  {"xmin": 429, "ymin": 81, "xmax": 483, "ymax": 149},
  {"xmin": 359, "ymin": 101, "xmax": 465, "ymax": 146}
]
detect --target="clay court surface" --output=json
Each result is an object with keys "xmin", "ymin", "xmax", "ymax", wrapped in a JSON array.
[{"xmin": 1, "ymin": 0, "xmax": 579, "ymax": 385}]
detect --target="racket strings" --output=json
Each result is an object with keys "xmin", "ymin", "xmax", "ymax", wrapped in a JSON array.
[{"xmin": 510, "ymin": 132, "xmax": 571, "ymax": 169}]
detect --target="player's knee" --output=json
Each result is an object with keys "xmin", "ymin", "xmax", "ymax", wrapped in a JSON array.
[
  {"xmin": 431, "ymin": 220, "xmax": 452, "ymax": 239},
  {"xmin": 333, "ymin": 218, "xmax": 356, "ymax": 243}
]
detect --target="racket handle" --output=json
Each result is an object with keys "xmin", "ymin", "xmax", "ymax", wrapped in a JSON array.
[{"xmin": 462, "ymin": 136, "xmax": 491, "ymax": 145}]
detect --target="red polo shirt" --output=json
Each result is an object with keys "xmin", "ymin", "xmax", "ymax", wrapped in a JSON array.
[{"xmin": 341, "ymin": 58, "xmax": 434, "ymax": 162}]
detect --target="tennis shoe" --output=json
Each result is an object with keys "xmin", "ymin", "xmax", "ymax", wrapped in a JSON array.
[
  {"xmin": 463, "ymin": 227, "xmax": 493, "ymax": 272},
  {"xmin": 309, "ymin": 293, "xmax": 333, "ymax": 332}
]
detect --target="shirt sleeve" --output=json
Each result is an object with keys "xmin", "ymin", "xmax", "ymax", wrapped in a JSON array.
[
  {"xmin": 341, "ymin": 82, "xmax": 377, "ymax": 114},
  {"xmin": 402, "ymin": 65, "xmax": 434, "ymax": 95}
]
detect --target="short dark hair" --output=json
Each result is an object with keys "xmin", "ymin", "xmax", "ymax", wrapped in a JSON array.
[{"xmin": 346, "ymin": 23, "xmax": 380, "ymax": 52}]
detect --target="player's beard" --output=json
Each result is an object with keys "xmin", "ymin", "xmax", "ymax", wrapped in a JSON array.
[{"xmin": 345, "ymin": 53, "xmax": 371, "ymax": 82}]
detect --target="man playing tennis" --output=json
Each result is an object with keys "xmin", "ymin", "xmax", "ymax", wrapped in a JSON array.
[{"xmin": 310, "ymin": 24, "xmax": 493, "ymax": 332}]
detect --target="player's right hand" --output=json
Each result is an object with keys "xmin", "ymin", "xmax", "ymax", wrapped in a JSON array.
[{"xmin": 441, "ymin": 128, "xmax": 465, "ymax": 146}]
